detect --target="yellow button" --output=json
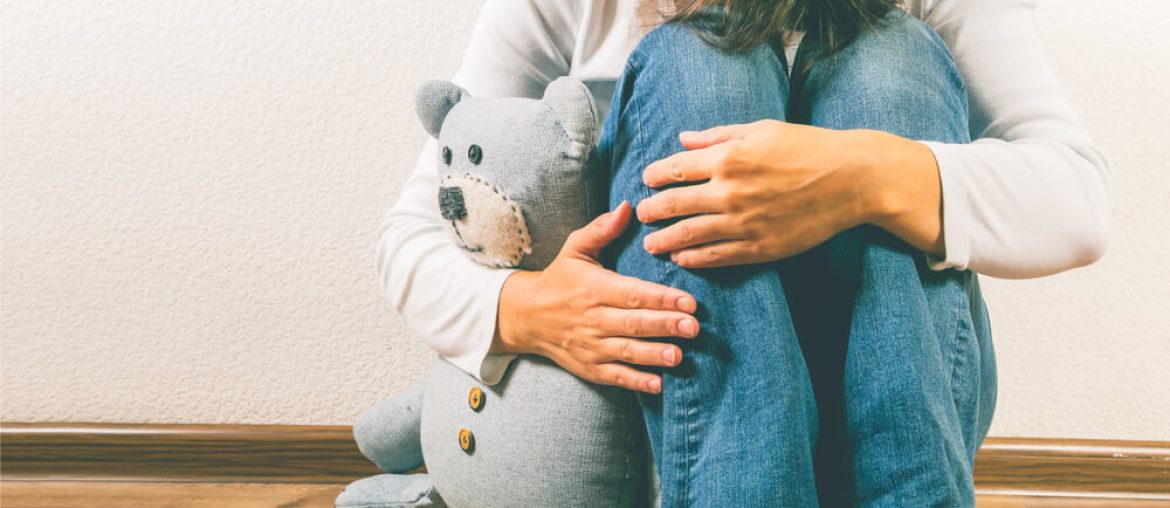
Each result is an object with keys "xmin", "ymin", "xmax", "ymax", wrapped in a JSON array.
[
  {"xmin": 468, "ymin": 386, "xmax": 485, "ymax": 411},
  {"xmin": 458, "ymin": 428, "xmax": 475, "ymax": 453}
]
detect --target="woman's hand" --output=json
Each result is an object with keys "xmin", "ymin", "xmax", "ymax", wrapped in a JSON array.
[
  {"xmin": 637, "ymin": 120, "xmax": 945, "ymax": 268},
  {"xmin": 493, "ymin": 201, "xmax": 700, "ymax": 394}
]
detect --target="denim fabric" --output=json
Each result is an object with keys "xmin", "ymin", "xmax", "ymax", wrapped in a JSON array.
[{"xmin": 598, "ymin": 9, "xmax": 995, "ymax": 508}]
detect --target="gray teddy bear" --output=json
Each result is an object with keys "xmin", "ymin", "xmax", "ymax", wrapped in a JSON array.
[{"xmin": 336, "ymin": 77, "xmax": 649, "ymax": 508}]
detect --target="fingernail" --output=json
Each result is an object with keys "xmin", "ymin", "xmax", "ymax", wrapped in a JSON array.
[
  {"xmin": 643, "ymin": 236, "xmax": 656, "ymax": 253},
  {"xmin": 648, "ymin": 378, "xmax": 662, "ymax": 393},
  {"xmin": 662, "ymin": 348, "xmax": 676, "ymax": 366},
  {"xmin": 678, "ymin": 318, "xmax": 695, "ymax": 337},
  {"xmin": 676, "ymin": 296, "xmax": 695, "ymax": 312}
]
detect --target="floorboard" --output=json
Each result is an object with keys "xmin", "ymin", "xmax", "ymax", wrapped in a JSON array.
[
  {"xmin": 0, "ymin": 481, "xmax": 344, "ymax": 508},
  {"xmin": 3, "ymin": 481, "xmax": 1169, "ymax": 507}
]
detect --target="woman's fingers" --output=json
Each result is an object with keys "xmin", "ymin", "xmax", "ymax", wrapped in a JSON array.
[
  {"xmin": 641, "ymin": 148, "xmax": 722, "ymax": 188},
  {"xmin": 594, "ymin": 307, "xmax": 699, "ymax": 339},
  {"xmin": 636, "ymin": 184, "xmax": 721, "ymax": 224},
  {"xmin": 600, "ymin": 273, "xmax": 697, "ymax": 312},
  {"xmin": 590, "ymin": 363, "xmax": 663, "ymax": 394},
  {"xmin": 551, "ymin": 350, "xmax": 663, "ymax": 394},
  {"xmin": 670, "ymin": 240, "xmax": 762, "ymax": 269},
  {"xmin": 595, "ymin": 337, "xmax": 682, "ymax": 368},
  {"xmin": 678, "ymin": 123, "xmax": 751, "ymax": 150},
  {"xmin": 643, "ymin": 214, "xmax": 737, "ymax": 254}
]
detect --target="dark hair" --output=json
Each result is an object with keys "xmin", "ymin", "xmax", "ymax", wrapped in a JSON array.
[{"xmin": 665, "ymin": 0, "xmax": 898, "ymax": 68}]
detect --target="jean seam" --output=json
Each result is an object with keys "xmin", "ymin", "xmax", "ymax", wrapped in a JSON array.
[
  {"xmin": 626, "ymin": 44, "xmax": 694, "ymax": 506},
  {"xmin": 949, "ymin": 274, "xmax": 977, "ymax": 416}
]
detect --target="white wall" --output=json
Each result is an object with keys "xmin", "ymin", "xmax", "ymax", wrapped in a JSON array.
[{"xmin": 2, "ymin": 0, "xmax": 1167, "ymax": 440}]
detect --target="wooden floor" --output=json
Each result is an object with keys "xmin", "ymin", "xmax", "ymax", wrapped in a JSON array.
[{"xmin": 3, "ymin": 481, "xmax": 1169, "ymax": 507}]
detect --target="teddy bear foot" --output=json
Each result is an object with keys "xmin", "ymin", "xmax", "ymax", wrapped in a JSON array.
[
  {"xmin": 335, "ymin": 473, "xmax": 446, "ymax": 508},
  {"xmin": 354, "ymin": 381, "xmax": 427, "ymax": 473}
]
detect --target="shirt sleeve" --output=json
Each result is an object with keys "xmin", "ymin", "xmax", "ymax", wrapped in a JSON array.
[
  {"xmin": 920, "ymin": 0, "xmax": 1111, "ymax": 279},
  {"xmin": 376, "ymin": 0, "xmax": 578, "ymax": 384}
]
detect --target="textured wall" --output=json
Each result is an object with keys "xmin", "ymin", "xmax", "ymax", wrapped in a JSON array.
[{"xmin": 2, "ymin": 0, "xmax": 1167, "ymax": 439}]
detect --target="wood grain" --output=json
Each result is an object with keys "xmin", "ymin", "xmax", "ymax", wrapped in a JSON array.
[
  {"xmin": 0, "ymin": 481, "xmax": 345, "ymax": 507},
  {"xmin": 974, "ymin": 437, "xmax": 1170, "ymax": 497},
  {"xmin": 2, "ymin": 422, "xmax": 1168, "ymax": 501},
  {"xmin": 0, "ymin": 422, "xmax": 381, "ymax": 483},
  {"xmin": 3, "ymin": 482, "xmax": 1169, "ymax": 508}
]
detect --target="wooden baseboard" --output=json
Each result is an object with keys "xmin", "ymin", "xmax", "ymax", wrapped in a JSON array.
[
  {"xmin": 0, "ymin": 423, "xmax": 380, "ymax": 483},
  {"xmin": 2, "ymin": 423, "xmax": 1167, "ymax": 500},
  {"xmin": 973, "ymin": 437, "xmax": 1170, "ymax": 499}
]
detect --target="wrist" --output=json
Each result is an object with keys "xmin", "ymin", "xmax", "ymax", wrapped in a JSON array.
[
  {"xmin": 492, "ymin": 270, "xmax": 538, "ymax": 355},
  {"xmin": 846, "ymin": 129, "xmax": 945, "ymax": 255},
  {"xmin": 843, "ymin": 129, "xmax": 904, "ymax": 222}
]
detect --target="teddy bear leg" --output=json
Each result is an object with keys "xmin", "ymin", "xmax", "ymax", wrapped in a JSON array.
[
  {"xmin": 335, "ymin": 473, "xmax": 446, "ymax": 508},
  {"xmin": 353, "ymin": 380, "xmax": 426, "ymax": 473}
]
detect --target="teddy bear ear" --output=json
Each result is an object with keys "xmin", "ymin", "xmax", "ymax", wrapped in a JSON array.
[
  {"xmin": 416, "ymin": 80, "xmax": 470, "ymax": 138},
  {"xmin": 543, "ymin": 77, "xmax": 598, "ymax": 158}
]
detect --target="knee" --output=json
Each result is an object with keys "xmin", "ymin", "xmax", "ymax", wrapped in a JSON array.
[
  {"xmin": 626, "ymin": 21, "xmax": 787, "ymax": 114},
  {"xmin": 848, "ymin": 11, "xmax": 961, "ymax": 88},
  {"xmin": 799, "ymin": 10, "xmax": 969, "ymax": 140}
]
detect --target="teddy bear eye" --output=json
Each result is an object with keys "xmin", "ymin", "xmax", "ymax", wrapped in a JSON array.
[
  {"xmin": 441, "ymin": 146, "xmax": 452, "ymax": 165},
  {"xmin": 468, "ymin": 144, "xmax": 483, "ymax": 165}
]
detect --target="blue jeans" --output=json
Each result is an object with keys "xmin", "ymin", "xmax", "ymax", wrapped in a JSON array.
[{"xmin": 598, "ymin": 9, "xmax": 996, "ymax": 507}]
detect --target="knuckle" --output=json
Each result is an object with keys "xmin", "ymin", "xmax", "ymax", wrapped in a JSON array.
[
  {"xmin": 678, "ymin": 223, "xmax": 693, "ymax": 243},
  {"xmin": 660, "ymin": 193, "xmax": 675, "ymax": 214},
  {"xmin": 559, "ymin": 329, "xmax": 577, "ymax": 353},
  {"xmin": 716, "ymin": 149, "xmax": 738, "ymax": 174},
  {"xmin": 580, "ymin": 310, "xmax": 600, "ymax": 332},
  {"xmin": 625, "ymin": 285, "xmax": 640, "ymax": 308},
  {"xmin": 719, "ymin": 187, "xmax": 738, "ymax": 210},
  {"xmin": 725, "ymin": 147, "xmax": 751, "ymax": 176},
  {"xmin": 580, "ymin": 279, "xmax": 600, "ymax": 301},
  {"xmin": 660, "ymin": 316, "xmax": 677, "ymax": 335},
  {"xmin": 581, "ymin": 367, "xmax": 601, "ymax": 384},
  {"xmin": 618, "ymin": 340, "xmax": 633, "ymax": 362},
  {"xmin": 623, "ymin": 313, "xmax": 641, "ymax": 336},
  {"xmin": 715, "ymin": 156, "xmax": 733, "ymax": 176}
]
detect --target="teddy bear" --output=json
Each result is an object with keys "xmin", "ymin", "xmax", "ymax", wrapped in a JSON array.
[{"xmin": 335, "ymin": 77, "xmax": 650, "ymax": 508}]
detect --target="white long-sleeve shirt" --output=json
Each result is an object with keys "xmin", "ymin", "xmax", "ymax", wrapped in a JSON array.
[{"xmin": 377, "ymin": 0, "xmax": 1110, "ymax": 384}]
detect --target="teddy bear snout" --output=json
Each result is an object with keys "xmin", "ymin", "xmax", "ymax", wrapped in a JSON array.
[{"xmin": 439, "ymin": 185, "xmax": 467, "ymax": 221}]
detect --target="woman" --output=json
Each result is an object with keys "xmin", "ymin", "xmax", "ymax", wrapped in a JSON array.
[{"xmin": 377, "ymin": 0, "xmax": 1109, "ymax": 505}]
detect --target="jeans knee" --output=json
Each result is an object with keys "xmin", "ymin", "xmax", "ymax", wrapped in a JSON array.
[
  {"xmin": 626, "ymin": 20, "xmax": 787, "ymax": 116},
  {"xmin": 802, "ymin": 9, "xmax": 968, "ymax": 139},
  {"xmin": 846, "ymin": 10, "xmax": 963, "ymax": 89}
]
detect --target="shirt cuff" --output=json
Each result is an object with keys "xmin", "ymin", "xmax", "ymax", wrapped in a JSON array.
[
  {"xmin": 440, "ymin": 267, "xmax": 519, "ymax": 385},
  {"xmin": 920, "ymin": 141, "xmax": 971, "ymax": 272}
]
